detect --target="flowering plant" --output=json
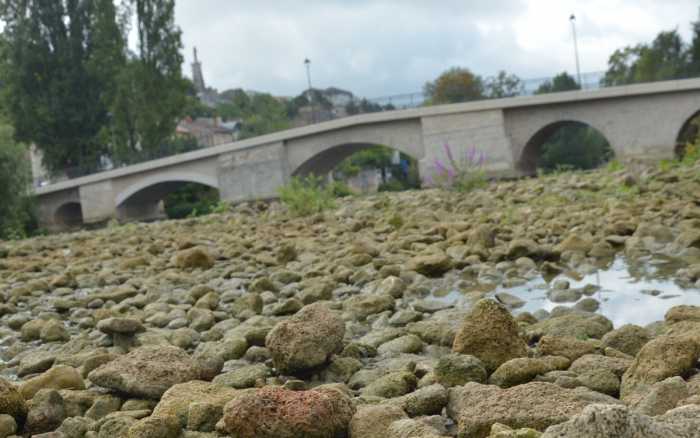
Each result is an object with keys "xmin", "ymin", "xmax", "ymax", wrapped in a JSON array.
[{"xmin": 426, "ymin": 143, "xmax": 487, "ymax": 192}]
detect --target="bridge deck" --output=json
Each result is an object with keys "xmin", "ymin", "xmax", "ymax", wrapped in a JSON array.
[{"xmin": 36, "ymin": 77, "xmax": 700, "ymax": 196}]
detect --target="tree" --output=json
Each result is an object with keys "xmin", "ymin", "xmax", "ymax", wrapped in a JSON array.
[
  {"xmin": 0, "ymin": 119, "xmax": 33, "ymax": 239},
  {"xmin": 485, "ymin": 71, "xmax": 523, "ymax": 98},
  {"xmin": 0, "ymin": 0, "xmax": 126, "ymax": 176},
  {"xmin": 689, "ymin": 9, "xmax": 700, "ymax": 75},
  {"xmin": 218, "ymin": 91, "xmax": 290, "ymax": 140},
  {"xmin": 345, "ymin": 98, "xmax": 384, "ymax": 115},
  {"xmin": 108, "ymin": 0, "xmax": 189, "ymax": 165},
  {"xmin": 538, "ymin": 124, "xmax": 613, "ymax": 172},
  {"xmin": 424, "ymin": 67, "xmax": 485, "ymax": 104},
  {"xmin": 602, "ymin": 30, "xmax": 688, "ymax": 86},
  {"xmin": 535, "ymin": 72, "xmax": 580, "ymax": 94}
]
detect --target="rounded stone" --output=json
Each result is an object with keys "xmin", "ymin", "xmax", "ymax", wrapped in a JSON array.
[
  {"xmin": 265, "ymin": 303, "xmax": 345, "ymax": 375},
  {"xmin": 435, "ymin": 353, "xmax": 487, "ymax": 387},
  {"xmin": 452, "ymin": 299, "xmax": 528, "ymax": 372}
]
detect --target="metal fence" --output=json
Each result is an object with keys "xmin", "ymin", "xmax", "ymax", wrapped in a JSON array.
[{"xmin": 359, "ymin": 71, "xmax": 606, "ymax": 110}]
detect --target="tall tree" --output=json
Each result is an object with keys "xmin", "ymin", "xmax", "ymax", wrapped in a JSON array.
[
  {"xmin": 535, "ymin": 72, "xmax": 580, "ymax": 94},
  {"xmin": 485, "ymin": 71, "xmax": 523, "ymax": 98},
  {"xmin": 689, "ymin": 9, "xmax": 700, "ymax": 75},
  {"xmin": 108, "ymin": 0, "xmax": 188, "ymax": 165},
  {"xmin": 217, "ymin": 91, "xmax": 290, "ymax": 140},
  {"xmin": 602, "ymin": 30, "xmax": 688, "ymax": 86},
  {"xmin": 0, "ymin": 116, "xmax": 33, "ymax": 239},
  {"xmin": 424, "ymin": 67, "xmax": 485, "ymax": 104},
  {"xmin": 0, "ymin": 0, "xmax": 125, "ymax": 176}
]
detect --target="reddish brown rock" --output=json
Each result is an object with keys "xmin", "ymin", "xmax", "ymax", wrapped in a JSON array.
[{"xmin": 218, "ymin": 386, "xmax": 354, "ymax": 438}]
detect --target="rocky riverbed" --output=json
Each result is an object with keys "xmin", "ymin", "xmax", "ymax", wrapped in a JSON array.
[{"xmin": 0, "ymin": 162, "xmax": 699, "ymax": 438}]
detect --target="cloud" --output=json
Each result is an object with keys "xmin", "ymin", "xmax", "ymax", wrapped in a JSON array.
[{"xmin": 175, "ymin": 0, "xmax": 699, "ymax": 98}]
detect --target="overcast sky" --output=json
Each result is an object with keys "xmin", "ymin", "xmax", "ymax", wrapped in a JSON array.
[{"xmin": 174, "ymin": 0, "xmax": 699, "ymax": 98}]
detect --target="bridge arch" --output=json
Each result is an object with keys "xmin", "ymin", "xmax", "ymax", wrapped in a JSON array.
[
  {"xmin": 675, "ymin": 109, "xmax": 700, "ymax": 157},
  {"xmin": 285, "ymin": 118, "xmax": 425, "ymax": 177},
  {"xmin": 516, "ymin": 119, "xmax": 615, "ymax": 174},
  {"xmin": 115, "ymin": 172, "xmax": 219, "ymax": 208},
  {"xmin": 54, "ymin": 202, "xmax": 84, "ymax": 228},
  {"xmin": 291, "ymin": 141, "xmax": 421, "ymax": 177}
]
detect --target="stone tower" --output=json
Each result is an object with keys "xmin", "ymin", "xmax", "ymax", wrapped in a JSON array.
[{"xmin": 192, "ymin": 47, "xmax": 206, "ymax": 94}]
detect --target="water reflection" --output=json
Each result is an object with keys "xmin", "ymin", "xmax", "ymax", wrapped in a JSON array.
[
  {"xmin": 504, "ymin": 257, "xmax": 700, "ymax": 327},
  {"xmin": 430, "ymin": 257, "xmax": 700, "ymax": 328}
]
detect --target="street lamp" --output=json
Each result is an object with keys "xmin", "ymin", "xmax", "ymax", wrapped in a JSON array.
[
  {"xmin": 304, "ymin": 58, "xmax": 315, "ymax": 123},
  {"xmin": 570, "ymin": 14, "xmax": 582, "ymax": 89}
]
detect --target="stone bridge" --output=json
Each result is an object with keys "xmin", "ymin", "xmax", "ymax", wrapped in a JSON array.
[{"xmin": 36, "ymin": 78, "xmax": 700, "ymax": 230}]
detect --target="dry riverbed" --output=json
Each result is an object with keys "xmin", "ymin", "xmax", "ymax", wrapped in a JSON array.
[{"xmin": 0, "ymin": 162, "xmax": 699, "ymax": 437}]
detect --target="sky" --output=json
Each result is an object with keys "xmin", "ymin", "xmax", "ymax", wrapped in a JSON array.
[{"xmin": 174, "ymin": 0, "xmax": 699, "ymax": 99}]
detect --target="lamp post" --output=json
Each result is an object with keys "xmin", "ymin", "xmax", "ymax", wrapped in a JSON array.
[
  {"xmin": 570, "ymin": 14, "xmax": 582, "ymax": 89},
  {"xmin": 304, "ymin": 58, "xmax": 315, "ymax": 123}
]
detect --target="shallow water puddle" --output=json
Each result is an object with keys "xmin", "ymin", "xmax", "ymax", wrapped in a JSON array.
[
  {"xmin": 429, "ymin": 256, "xmax": 700, "ymax": 327},
  {"xmin": 501, "ymin": 257, "xmax": 700, "ymax": 327}
]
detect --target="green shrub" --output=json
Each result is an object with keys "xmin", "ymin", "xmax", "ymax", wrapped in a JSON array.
[
  {"xmin": 681, "ymin": 142, "xmax": 700, "ymax": 166},
  {"xmin": 211, "ymin": 201, "xmax": 232, "ymax": 214},
  {"xmin": 329, "ymin": 181, "xmax": 354, "ymax": 198},
  {"xmin": 606, "ymin": 160, "xmax": 624, "ymax": 172},
  {"xmin": 163, "ymin": 183, "xmax": 220, "ymax": 219},
  {"xmin": 278, "ymin": 175, "xmax": 337, "ymax": 216},
  {"xmin": 379, "ymin": 179, "xmax": 412, "ymax": 192}
]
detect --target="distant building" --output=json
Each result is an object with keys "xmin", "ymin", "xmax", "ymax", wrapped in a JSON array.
[{"xmin": 176, "ymin": 117, "xmax": 240, "ymax": 147}]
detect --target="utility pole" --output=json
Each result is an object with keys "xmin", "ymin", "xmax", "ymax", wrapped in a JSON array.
[
  {"xmin": 570, "ymin": 14, "xmax": 582, "ymax": 89},
  {"xmin": 304, "ymin": 58, "xmax": 315, "ymax": 123}
]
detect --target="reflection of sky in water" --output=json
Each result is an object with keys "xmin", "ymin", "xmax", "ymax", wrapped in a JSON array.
[{"xmin": 433, "ymin": 257, "xmax": 700, "ymax": 328}]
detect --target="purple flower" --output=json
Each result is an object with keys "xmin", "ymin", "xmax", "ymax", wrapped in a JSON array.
[
  {"xmin": 433, "ymin": 158, "xmax": 448, "ymax": 175},
  {"xmin": 466, "ymin": 147, "xmax": 476, "ymax": 164},
  {"xmin": 443, "ymin": 142, "xmax": 455, "ymax": 164}
]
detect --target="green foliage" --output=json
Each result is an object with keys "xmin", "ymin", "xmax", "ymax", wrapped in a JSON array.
[
  {"xmin": 424, "ymin": 67, "xmax": 485, "ymax": 104},
  {"xmin": 0, "ymin": 120, "xmax": 35, "ymax": 240},
  {"xmin": 485, "ymin": 71, "xmax": 523, "ymax": 98},
  {"xmin": 108, "ymin": 0, "xmax": 188, "ymax": 166},
  {"xmin": 217, "ymin": 91, "xmax": 290, "ymax": 140},
  {"xmin": 658, "ymin": 159, "xmax": 676, "ymax": 172},
  {"xmin": 537, "ymin": 124, "xmax": 614, "ymax": 173},
  {"xmin": 379, "ymin": 179, "xmax": 410, "ymax": 192},
  {"xmin": 0, "ymin": 0, "xmax": 190, "ymax": 173},
  {"xmin": 387, "ymin": 212, "xmax": 404, "ymax": 230},
  {"xmin": 278, "ymin": 175, "xmax": 337, "ymax": 217},
  {"xmin": 211, "ymin": 201, "xmax": 232, "ymax": 214},
  {"xmin": 603, "ymin": 30, "xmax": 688, "ymax": 86},
  {"xmin": 345, "ymin": 99, "xmax": 388, "ymax": 115},
  {"xmin": 535, "ymin": 72, "xmax": 580, "ymax": 94},
  {"xmin": 606, "ymin": 160, "xmax": 625, "ymax": 173},
  {"xmin": 0, "ymin": 0, "xmax": 124, "ymax": 176},
  {"xmin": 682, "ymin": 142, "xmax": 700, "ymax": 165},
  {"xmin": 334, "ymin": 146, "xmax": 420, "ymax": 192},
  {"xmin": 163, "ymin": 183, "xmax": 220, "ymax": 219},
  {"xmin": 336, "ymin": 147, "xmax": 393, "ymax": 178},
  {"xmin": 183, "ymin": 83, "xmax": 216, "ymax": 119},
  {"xmin": 329, "ymin": 181, "xmax": 355, "ymax": 198},
  {"xmin": 669, "ymin": 127, "xmax": 700, "ymax": 169}
]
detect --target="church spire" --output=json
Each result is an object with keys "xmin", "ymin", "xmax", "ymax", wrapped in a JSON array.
[{"xmin": 191, "ymin": 46, "xmax": 206, "ymax": 93}]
